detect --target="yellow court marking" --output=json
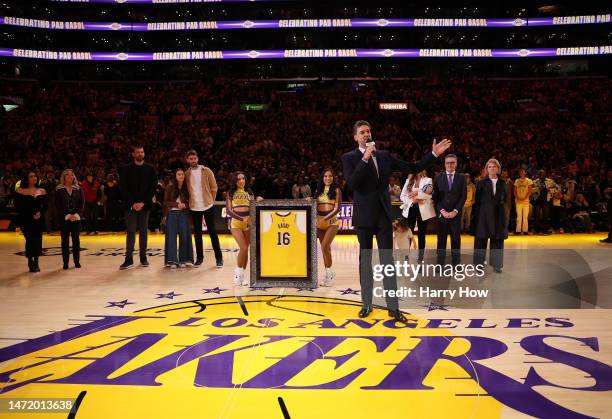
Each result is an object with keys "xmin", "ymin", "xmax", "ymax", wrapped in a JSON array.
[{"xmin": 0, "ymin": 296, "xmax": 501, "ymax": 418}]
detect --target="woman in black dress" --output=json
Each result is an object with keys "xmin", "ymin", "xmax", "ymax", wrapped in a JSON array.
[
  {"xmin": 55, "ymin": 169, "xmax": 85, "ymax": 269},
  {"xmin": 15, "ymin": 171, "xmax": 47, "ymax": 272},
  {"xmin": 473, "ymin": 158, "xmax": 508, "ymax": 273}
]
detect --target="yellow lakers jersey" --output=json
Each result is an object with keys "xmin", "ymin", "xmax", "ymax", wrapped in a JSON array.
[
  {"xmin": 231, "ymin": 189, "xmax": 251, "ymax": 218},
  {"xmin": 317, "ymin": 186, "xmax": 334, "ymax": 205},
  {"xmin": 260, "ymin": 211, "xmax": 307, "ymax": 277}
]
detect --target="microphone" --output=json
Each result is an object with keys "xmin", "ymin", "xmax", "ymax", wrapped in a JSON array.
[{"xmin": 366, "ymin": 140, "xmax": 376, "ymax": 155}]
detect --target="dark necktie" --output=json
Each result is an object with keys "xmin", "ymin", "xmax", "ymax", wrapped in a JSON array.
[
  {"xmin": 368, "ymin": 157, "xmax": 379, "ymax": 178},
  {"xmin": 447, "ymin": 173, "xmax": 453, "ymax": 190}
]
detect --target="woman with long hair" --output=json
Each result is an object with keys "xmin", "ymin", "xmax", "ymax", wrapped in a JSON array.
[
  {"xmin": 15, "ymin": 171, "xmax": 47, "ymax": 272},
  {"xmin": 473, "ymin": 158, "xmax": 508, "ymax": 273},
  {"xmin": 313, "ymin": 168, "xmax": 341, "ymax": 286},
  {"xmin": 226, "ymin": 172, "xmax": 261, "ymax": 285},
  {"xmin": 55, "ymin": 169, "xmax": 85, "ymax": 269},
  {"xmin": 400, "ymin": 169, "xmax": 435, "ymax": 262},
  {"xmin": 163, "ymin": 167, "xmax": 193, "ymax": 268}
]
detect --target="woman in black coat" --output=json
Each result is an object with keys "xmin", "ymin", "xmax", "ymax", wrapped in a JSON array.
[
  {"xmin": 55, "ymin": 169, "xmax": 85, "ymax": 269},
  {"xmin": 473, "ymin": 158, "xmax": 508, "ymax": 273},
  {"xmin": 15, "ymin": 171, "xmax": 47, "ymax": 272}
]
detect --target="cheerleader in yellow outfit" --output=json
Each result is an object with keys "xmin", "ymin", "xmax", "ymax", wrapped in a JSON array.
[
  {"xmin": 226, "ymin": 172, "xmax": 261, "ymax": 285},
  {"xmin": 312, "ymin": 168, "xmax": 341, "ymax": 286}
]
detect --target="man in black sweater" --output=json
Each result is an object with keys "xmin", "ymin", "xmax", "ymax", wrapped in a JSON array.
[{"xmin": 118, "ymin": 144, "xmax": 158, "ymax": 269}]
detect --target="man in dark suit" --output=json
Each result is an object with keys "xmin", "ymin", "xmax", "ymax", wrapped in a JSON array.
[
  {"xmin": 433, "ymin": 154, "xmax": 467, "ymax": 266},
  {"xmin": 342, "ymin": 120, "xmax": 451, "ymax": 321}
]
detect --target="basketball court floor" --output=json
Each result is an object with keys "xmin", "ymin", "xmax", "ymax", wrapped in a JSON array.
[{"xmin": 0, "ymin": 232, "xmax": 610, "ymax": 418}]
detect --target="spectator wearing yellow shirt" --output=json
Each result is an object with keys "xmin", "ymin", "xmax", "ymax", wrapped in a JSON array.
[
  {"xmin": 514, "ymin": 168, "xmax": 533, "ymax": 235},
  {"xmin": 461, "ymin": 173, "xmax": 475, "ymax": 233}
]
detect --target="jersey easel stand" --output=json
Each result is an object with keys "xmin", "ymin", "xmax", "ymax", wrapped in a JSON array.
[{"xmin": 250, "ymin": 199, "xmax": 318, "ymax": 288}]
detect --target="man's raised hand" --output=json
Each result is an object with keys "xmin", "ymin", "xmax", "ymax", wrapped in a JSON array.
[{"xmin": 433, "ymin": 138, "xmax": 452, "ymax": 156}]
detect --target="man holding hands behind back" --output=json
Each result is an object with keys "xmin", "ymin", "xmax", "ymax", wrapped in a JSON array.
[
  {"xmin": 342, "ymin": 120, "xmax": 451, "ymax": 321},
  {"xmin": 433, "ymin": 154, "xmax": 467, "ymax": 266}
]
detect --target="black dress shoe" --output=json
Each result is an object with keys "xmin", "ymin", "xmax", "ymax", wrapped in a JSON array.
[
  {"xmin": 63, "ymin": 263, "xmax": 69, "ymax": 270},
  {"xmin": 494, "ymin": 267, "xmax": 503, "ymax": 273},
  {"xmin": 358, "ymin": 305, "xmax": 372, "ymax": 318},
  {"xmin": 119, "ymin": 260, "xmax": 134, "ymax": 270},
  {"xmin": 194, "ymin": 259, "xmax": 203, "ymax": 268},
  {"xmin": 74, "ymin": 262, "xmax": 81, "ymax": 269},
  {"xmin": 388, "ymin": 309, "xmax": 408, "ymax": 323}
]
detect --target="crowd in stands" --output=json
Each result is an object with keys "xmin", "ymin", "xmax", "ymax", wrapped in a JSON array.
[{"xmin": 1, "ymin": 77, "xmax": 610, "ymax": 234}]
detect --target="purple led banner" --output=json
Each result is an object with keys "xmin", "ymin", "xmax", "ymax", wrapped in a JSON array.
[
  {"xmin": 49, "ymin": 0, "xmax": 276, "ymax": 3},
  {"xmin": 2, "ymin": 15, "xmax": 611, "ymax": 31},
  {"xmin": 2, "ymin": 47, "xmax": 611, "ymax": 61}
]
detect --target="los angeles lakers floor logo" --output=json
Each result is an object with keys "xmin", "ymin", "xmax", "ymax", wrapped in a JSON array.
[{"xmin": 0, "ymin": 296, "xmax": 610, "ymax": 418}]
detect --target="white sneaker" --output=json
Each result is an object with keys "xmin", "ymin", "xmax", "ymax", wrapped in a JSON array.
[
  {"xmin": 233, "ymin": 268, "xmax": 242, "ymax": 286},
  {"xmin": 240, "ymin": 270, "xmax": 249, "ymax": 286},
  {"xmin": 323, "ymin": 268, "xmax": 335, "ymax": 287},
  {"xmin": 178, "ymin": 263, "xmax": 186, "ymax": 268},
  {"xmin": 170, "ymin": 264, "xmax": 177, "ymax": 269}
]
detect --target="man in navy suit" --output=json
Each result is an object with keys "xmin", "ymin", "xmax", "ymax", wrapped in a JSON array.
[
  {"xmin": 433, "ymin": 154, "xmax": 467, "ymax": 265},
  {"xmin": 342, "ymin": 120, "xmax": 451, "ymax": 321}
]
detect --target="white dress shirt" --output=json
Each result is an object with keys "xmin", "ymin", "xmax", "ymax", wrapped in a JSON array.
[{"xmin": 491, "ymin": 177, "xmax": 498, "ymax": 195}]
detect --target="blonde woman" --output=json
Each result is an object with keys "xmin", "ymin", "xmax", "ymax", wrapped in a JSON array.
[
  {"xmin": 55, "ymin": 169, "xmax": 85, "ymax": 269},
  {"xmin": 400, "ymin": 169, "xmax": 434, "ymax": 262},
  {"xmin": 473, "ymin": 158, "xmax": 508, "ymax": 273}
]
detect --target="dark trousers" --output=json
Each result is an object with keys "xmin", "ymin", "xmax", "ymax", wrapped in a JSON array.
[
  {"xmin": 551, "ymin": 205, "xmax": 574, "ymax": 232},
  {"xmin": 436, "ymin": 218, "xmax": 461, "ymax": 265},
  {"xmin": 356, "ymin": 222, "xmax": 399, "ymax": 311},
  {"xmin": 84, "ymin": 202, "xmax": 98, "ymax": 233},
  {"xmin": 191, "ymin": 208, "xmax": 222, "ymax": 261},
  {"xmin": 534, "ymin": 201, "xmax": 551, "ymax": 233},
  {"xmin": 60, "ymin": 220, "xmax": 80, "ymax": 265},
  {"xmin": 474, "ymin": 237, "xmax": 504, "ymax": 269},
  {"xmin": 21, "ymin": 222, "xmax": 43, "ymax": 258},
  {"xmin": 405, "ymin": 206, "xmax": 427, "ymax": 261},
  {"xmin": 125, "ymin": 209, "xmax": 150, "ymax": 261}
]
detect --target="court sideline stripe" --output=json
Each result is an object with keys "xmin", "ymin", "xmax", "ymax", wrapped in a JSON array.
[
  {"xmin": 67, "ymin": 390, "xmax": 87, "ymax": 419},
  {"xmin": 236, "ymin": 296, "xmax": 249, "ymax": 315},
  {"xmin": 278, "ymin": 396, "xmax": 291, "ymax": 419}
]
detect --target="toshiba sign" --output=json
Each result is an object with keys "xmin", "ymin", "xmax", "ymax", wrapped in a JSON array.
[{"xmin": 378, "ymin": 102, "xmax": 408, "ymax": 110}]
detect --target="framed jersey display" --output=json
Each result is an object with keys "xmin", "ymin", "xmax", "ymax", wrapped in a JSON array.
[{"xmin": 250, "ymin": 199, "xmax": 317, "ymax": 288}]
